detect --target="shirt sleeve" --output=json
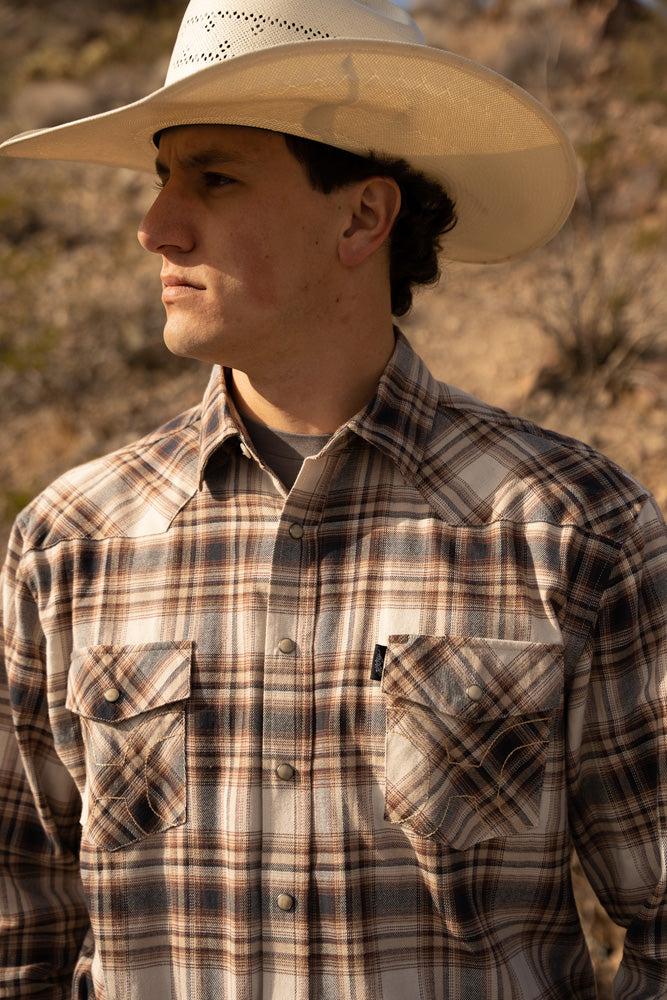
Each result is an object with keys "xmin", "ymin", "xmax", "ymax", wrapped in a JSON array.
[
  {"xmin": 567, "ymin": 496, "xmax": 667, "ymax": 999},
  {"xmin": 0, "ymin": 525, "xmax": 90, "ymax": 999}
]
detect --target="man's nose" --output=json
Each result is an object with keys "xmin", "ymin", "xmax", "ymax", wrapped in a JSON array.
[{"xmin": 137, "ymin": 186, "xmax": 194, "ymax": 255}]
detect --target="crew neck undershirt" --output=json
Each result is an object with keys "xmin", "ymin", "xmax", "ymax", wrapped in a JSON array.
[{"xmin": 241, "ymin": 414, "xmax": 332, "ymax": 490}]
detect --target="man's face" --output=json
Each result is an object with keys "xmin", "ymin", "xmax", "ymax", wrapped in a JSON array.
[{"xmin": 138, "ymin": 124, "xmax": 349, "ymax": 374}]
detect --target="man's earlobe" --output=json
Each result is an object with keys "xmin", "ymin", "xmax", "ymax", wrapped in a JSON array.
[{"xmin": 338, "ymin": 176, "xmax": 401, "ymax": 268}]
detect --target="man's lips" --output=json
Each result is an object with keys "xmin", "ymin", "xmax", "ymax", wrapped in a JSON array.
[{"xmin": 160, "ymin": 273, "xmax": 205, "ymax": 304}]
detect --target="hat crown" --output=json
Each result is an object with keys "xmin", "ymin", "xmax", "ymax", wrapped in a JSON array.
[
  {"xmin": 165, "ymin": 0, "xmax": 424, "ymax": 85},
  {"xmin": 0, "ymin": 0, "xmax": 577, "ymax": 263}
]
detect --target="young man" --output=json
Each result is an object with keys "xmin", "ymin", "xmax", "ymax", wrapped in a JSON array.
[{"xmin": 1, "ymin": 1, "xmax": 666, "ymax": 998}]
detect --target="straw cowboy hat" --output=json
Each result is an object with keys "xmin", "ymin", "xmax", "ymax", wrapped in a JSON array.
[{"xmin": 0, "ymin": 0, "xmax": 578, "ymax": 263}]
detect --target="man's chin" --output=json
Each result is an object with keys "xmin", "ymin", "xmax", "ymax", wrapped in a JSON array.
[
  {"xmin": 162, "ymin": 327, "xmax": 231, "ymax": 368},
  {"xmin": 163, "ymin": 327, "xmax": 205, "ymax": 363}
]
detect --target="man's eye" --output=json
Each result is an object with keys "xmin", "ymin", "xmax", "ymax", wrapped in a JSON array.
[{"xmin": 203, "ymin": 172, "xmax": 233, "ymax": 189}]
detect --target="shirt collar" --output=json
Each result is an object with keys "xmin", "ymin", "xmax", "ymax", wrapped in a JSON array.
[
  {"xmin": 347, "ymin": 331, "xmax": 440, "ymax": 481},
  {"xmin": 197, "ymin": 331, "xmax": 441, "ymax": 488}
]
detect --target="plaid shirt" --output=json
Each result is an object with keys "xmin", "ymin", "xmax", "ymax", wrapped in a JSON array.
[{"xmin": 2, "ymin": 333, "xmax": 667, "ymax": 1000}]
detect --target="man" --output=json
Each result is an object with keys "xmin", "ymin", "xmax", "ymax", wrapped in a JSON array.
[{"xmin": 1, "ymin": 1, "xmax": 666, "ymax": 998}]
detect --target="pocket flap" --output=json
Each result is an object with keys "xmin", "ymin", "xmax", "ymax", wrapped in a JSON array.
[
  {"xmin": 381, "ymin": 635, "xmax": 562, "ymax": 720},
  {"xmin": 67, "ymin": 641, "xmax": 193, "ymax": 722}
]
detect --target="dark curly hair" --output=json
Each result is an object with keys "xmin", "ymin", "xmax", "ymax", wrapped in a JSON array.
[{"xmin": 284, "ymin": 133, "xmax": 457, "ymax": 317}]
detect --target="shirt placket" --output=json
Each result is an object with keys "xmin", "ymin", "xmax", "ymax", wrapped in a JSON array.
[{"xmin": 260, "ymin": 452, "xmax": 334, "ymax": 1000}]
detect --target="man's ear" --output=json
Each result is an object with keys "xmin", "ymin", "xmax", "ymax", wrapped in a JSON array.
[{"xmin": 338, "ymin": 176, "xmax": 401, "ymax": 268}]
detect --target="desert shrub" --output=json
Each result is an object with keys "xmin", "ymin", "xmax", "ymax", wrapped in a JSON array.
[
  {"xmin": 606, "ymin": 5, "xmax": 667, "ymax": 106},
  {"xmin": 529, "ymin": 227, "xmax": 666, "ymax": 404}
]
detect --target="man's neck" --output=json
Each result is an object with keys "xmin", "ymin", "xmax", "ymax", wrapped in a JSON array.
[{"xmin": 230, "ymin": 323, "xmax": 396, "ymax": 435}]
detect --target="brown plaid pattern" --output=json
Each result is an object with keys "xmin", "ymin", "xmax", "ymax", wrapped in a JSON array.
[
  {"xmin": 67, "ymin": 642, "xmax": 192, "ymax": 851},
  {"xmin": 382, "ymin": 636, "xmax": 562, "ymax": 848},
  {"xmin": 2, "ymin": 333, "xmax": 667, "ymax": 999}
]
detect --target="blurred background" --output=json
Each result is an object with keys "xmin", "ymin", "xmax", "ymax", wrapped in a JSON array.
[{"xmin": 1, "ymin": 1, "xmax": 666, "ymax": 992}]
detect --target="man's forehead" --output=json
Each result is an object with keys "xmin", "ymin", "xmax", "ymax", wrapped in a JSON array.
[
  {"xmin": 154, "ymin": 124, "xmax": 285, "ymax": 171},
  {"xmin": 155, "ymin": 123, "xmax": 280, "ymax": 151}
]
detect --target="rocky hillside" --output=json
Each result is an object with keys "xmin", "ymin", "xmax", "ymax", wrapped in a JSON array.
[{"xmin": 1, "ymin": 0, "xmax": 666, "ymax": 993}]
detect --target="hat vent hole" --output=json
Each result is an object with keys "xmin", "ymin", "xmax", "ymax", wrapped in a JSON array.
[{"xmin": 174, "ymin": 10, "xmax": 332, "ymax": 69}]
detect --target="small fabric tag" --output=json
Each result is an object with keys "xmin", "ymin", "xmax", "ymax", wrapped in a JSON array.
[{"xmin": 370, "ymin": 644, "xmax": 387, "ymax": 682}]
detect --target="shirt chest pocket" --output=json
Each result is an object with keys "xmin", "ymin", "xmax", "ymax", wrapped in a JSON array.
[
  {"xmin": 381, "ymin": 635, "xmax": 563, "ymax": 851},
  {"xmin": 66, "ymin": 641, "xmax": 192, "ymax": 852}
]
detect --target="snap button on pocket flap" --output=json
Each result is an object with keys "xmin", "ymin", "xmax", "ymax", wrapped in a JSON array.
[
  {"xmin": 381, "ymin": 635, "xmax": 563, "ymax": 719},
  {"xmin": 66, "ymin": 641, "xmax": 193, "ymax": 722}
]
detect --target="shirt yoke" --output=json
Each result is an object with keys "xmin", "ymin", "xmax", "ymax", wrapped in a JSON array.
[{"xmin": 12, "ymin": 355, "xmax": 650, "ymax": 557}]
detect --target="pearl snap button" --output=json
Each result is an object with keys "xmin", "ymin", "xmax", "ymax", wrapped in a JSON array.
[
  {"xmin": 276, "ymin": 894, "xmax": 295, "ymax": 911},
  {"xmin": 466, "ymin": 684, "xmax": 483, "ymax": 702},
  {"xmin": 289, "ymin": 523, "xmax": 304, "ymax": 539},
  {"xmin": 104, "ymin": 688, "xmax": 120, "ymax": 703},
  {"xmin": 276, "ymin": 763, "xmax": 295, "ymax": 781},
  {"xmin": 278, "ymin": 638, "xmax": 296, "ymax": 654}
]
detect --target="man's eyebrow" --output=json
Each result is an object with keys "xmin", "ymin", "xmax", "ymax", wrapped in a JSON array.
[{"xmin": 154, "ymin": 147, "xmax": 247, "ymax": 176}]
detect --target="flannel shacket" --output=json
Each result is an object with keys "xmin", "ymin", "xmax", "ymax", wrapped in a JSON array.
[{"xmin": 2, "ymin": 333, "xmax": 667, "ymax": 999}]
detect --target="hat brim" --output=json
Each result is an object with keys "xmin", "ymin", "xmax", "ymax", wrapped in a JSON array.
[{"xmin": 0, "ymin": 39, "xmax": 577, "ymax": 262}]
